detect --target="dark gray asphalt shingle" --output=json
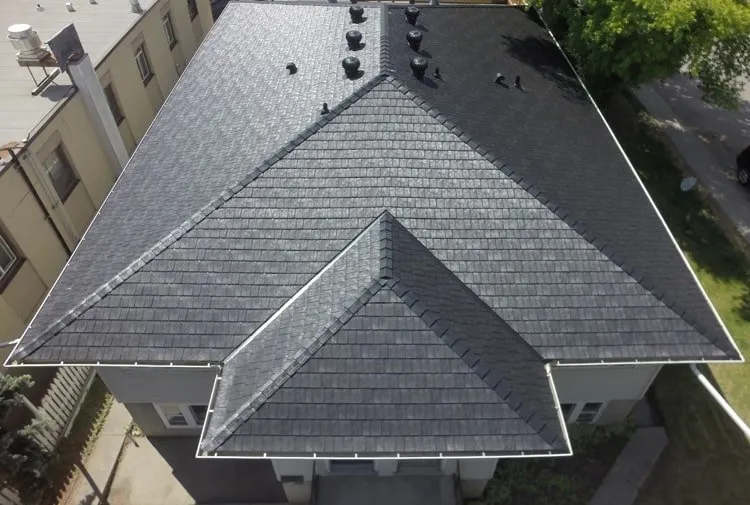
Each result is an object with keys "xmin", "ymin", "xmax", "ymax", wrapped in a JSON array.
[
  {"xmin": 17, "ymin": 77, "xmax": 729, "ymax": 364},
  {"xmin": 13, "ymin": 2, "xmax": 382, "ymax": 361},
  {"xmin": 205, "ymin": 212, "xmax": 566, "ymax": 456},
  {"xmin": 387, "ymin": 5, "xmax": 734, "ymax": 356}
]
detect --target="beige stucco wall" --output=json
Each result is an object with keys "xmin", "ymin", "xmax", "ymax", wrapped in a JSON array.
[{"xmin": 0, "ymin": 0, "xmax": 212, "ymax": 360}]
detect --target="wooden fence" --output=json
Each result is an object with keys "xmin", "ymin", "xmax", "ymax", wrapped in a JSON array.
[
  {"xmin": 1, "ymin": 367, "xmax": 96, "ymax": 505},
  {"xmin": 28, "ymin": 367, "xmax": 95, "ymax": 452}
]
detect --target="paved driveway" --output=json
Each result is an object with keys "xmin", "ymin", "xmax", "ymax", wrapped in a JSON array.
[
  {"xmin": 107, "ymin": 436, "xmax": 285, "ymax": 505},
  {"xmin": 634, "ymin": 76, "xmax": 750, "ymax": 244}
]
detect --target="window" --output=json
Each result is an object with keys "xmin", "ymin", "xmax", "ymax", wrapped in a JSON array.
[
  {"xmin": 43, "ymin": 146, "xmax": 78, "ymax": 201},
  {"xmin": 560, "ymin": 403, "xmax": 576, "ymax": 422},
  {"xmin": 162, "ymin": 12, "xmax": 177, "ymax": 49},
  {"xmin": 155, "ymin": 404, "xmax": 207, "ymax": 428},
  {"xmin": 576, "ymin": 402, "xmax": 604, "ymax": 424},
  {"xmin": 134, "ymin": 43, "xmax": 153, "ymax": 84},
  {"xmin": 329, "ymin": 460, "xmax": 375, "ymax": 475},
  {"xmin": 187, "ymin": 0, "xmax": 198, "ymax": 20},
  {"xmin": 103, "ymin": 83, "xmax": 124, "ymax": 125},
  {"xmin": 0, "ymin": 234, "xmax": 18, "ymax": 285}
]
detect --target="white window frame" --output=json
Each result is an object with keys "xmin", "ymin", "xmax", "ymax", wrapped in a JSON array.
[
  {"xmin": 565, "ymin": 401, "xmax": 607, "ymax": 424},
  {"xmin": 0, "ymin": 234, "xmax": 18, "ymax": 282},
  {"xmin": 162, "ymin": 12, "xmax": 177, "ymax": 49},
  {"xmin": 154, "ymin": 404, "xmax": 207, "ymax": 429},
  {"xmin": 134, "ymin": 44, "xmax": 153, "ymax": 83}
]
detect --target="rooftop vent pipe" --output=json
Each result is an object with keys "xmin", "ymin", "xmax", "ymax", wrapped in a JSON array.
[
  {"xmin": 405, "ymin": 6, "xmax": 420, "ymax": 25},
  {"xmin": 130, "ymin": 0, "xmax": 142, "ymax": 13},
  {"xmin": 342, "ymin": 56, "xmax": 360, "ymax": 78},
  {"xmin": 410, "ymin": 57, "xmax": 428, "ymax": 80},
  {"xmin": 406, "ymin": 30, "xmax": 422, "ymax": 51},
  {"xmin": 7, "ymin": 24, "xmax": 49, "ymax": 62},
  {"xmin": 349, "ymin": 5, "xmax": 364, "ymax": 23},
  {"xmin": 346, "ymin": 30, "xmax": 362, "ymax": 50},
  {"xmin": 286, "ymin": 62, "xmax": 297, "ymax": 74}
]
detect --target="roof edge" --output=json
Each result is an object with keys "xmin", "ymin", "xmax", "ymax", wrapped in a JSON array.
[
  {"xmin": 10, "ymin": 74, "xmax": 391, "ymax": 365},
  {"xmin": 383, "ymin": 75, "xmax": 737, "ymax": 360}
]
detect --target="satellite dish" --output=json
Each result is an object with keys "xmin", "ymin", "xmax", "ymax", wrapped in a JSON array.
[{"xmin": 680, "ymin": 177, "xmax": 698, "ymax": 192}]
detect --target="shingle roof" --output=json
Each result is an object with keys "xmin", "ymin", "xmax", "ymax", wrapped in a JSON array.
[
  {"xmin": 203, "ymin": 212, "xmax": 567, "ymax": 457},
  {"xmin": 12, "ymin": 74, "xmax": 733, "ymax": 365}
]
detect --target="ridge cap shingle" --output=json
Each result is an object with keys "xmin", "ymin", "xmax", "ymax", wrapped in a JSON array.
[
  {"xmin": 382, "ymin": 77, "xmax": 731, "ymax": 358},
  {"xmin": 12, "ymin": 75, "xmax": 390, "ymax": 364}
]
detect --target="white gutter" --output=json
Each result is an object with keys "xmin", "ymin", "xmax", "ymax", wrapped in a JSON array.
[{"xmin": 689, "ymin": 363, "xmax": 750, "ymax": 439}]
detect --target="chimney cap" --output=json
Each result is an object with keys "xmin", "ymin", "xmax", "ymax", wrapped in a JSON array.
[
  {"xmin": 349, "ymin": 5, "xmax": 364, "ymax": 23},
  {"xmin": 405, "ymin": 6, "xmax": 420, "ymax": 25},
  {"xmin": 410, "ymin": 57, "xmax": 428, "ymax": 79},
  {"xmin": 342, "ymin": 56, "xmax": 361, "ymax": 78},
  {"xmin": 346, "ymin": 30, "xmax": 362, "ymax": 49}
]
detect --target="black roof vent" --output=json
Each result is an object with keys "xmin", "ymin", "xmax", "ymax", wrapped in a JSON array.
[
  {"xmin": 342, "ymin": 56, "xmax": 361, "ymax": 78},
  {"xmin": 346, "ymin": 30, "xmax": 362, "ymax": 50},
  {"xmin": 433, "ymin": 67, "xmax": 441, "ymax": 79},
  {"xmin": 495, "ymin": 73, "xmax": 505, "ymax": 84},
  {"xmin": 321, "ymin": 102, "xmax": 330, "ymax": 115},
  {"xmin": 410, "ymin": 57, "xmax": 428, "ymax": 80},
  {"xmin": 515, "ymin": 75, "xmax": 521, "ymax": 88},
  {"xmin": 349, "ymin": 5, "xmax": 364, "ymax": 23},
  {"xmin": 406, "ymin": 30, "xmax": 423, "ymax": 51},
  {"xmin": 286, "ymin": 62, "xmax": 297, "ymax": 75},
  {"xmin": 405, "ymin": 6, "xmax": 420, "ymax": 25}
]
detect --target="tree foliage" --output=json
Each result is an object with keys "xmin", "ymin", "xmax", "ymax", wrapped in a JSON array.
[
  {"xmin": 532, "ymin": 0, "xmax": 750, "ymax": 109},
  {"xmin": 0, "ymin": 374, "xmax": 51, "ymax": 502}
]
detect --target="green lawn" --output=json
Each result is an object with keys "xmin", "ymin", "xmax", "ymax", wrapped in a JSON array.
[{"xmin": 604, "ymin": 94, "xmax": 750, "ymax": 504}]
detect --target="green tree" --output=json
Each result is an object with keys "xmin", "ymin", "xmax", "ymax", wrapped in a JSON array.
[
  {"xmin": 533, "ymin": 0, "xmax": 750, "ymax": 109},
  {"xmin": 0, "ymin": 374, "xmax": 51, "ymax": 502}
]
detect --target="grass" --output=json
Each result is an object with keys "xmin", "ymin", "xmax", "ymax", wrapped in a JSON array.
[
  {"xmin": 41, "ymin": 376, "xmax": 113, "ymax": 505},
  {"xmin": 469, "ymin": 423, "xmax": 634, "ymax": 505},
  {"xmin": 602, "ymin": 94, "xmax": 750, "ymax": 504},
  {"xmin": 604, "ymin": 93, "xmax": 750, "ymax": 420}
]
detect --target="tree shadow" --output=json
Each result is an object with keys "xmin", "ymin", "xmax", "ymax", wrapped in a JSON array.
[{"xmin": 499, "ymin": 33, "xmax": 588, "ymax": 103}]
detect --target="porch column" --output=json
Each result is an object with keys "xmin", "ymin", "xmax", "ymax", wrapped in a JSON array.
[
  {"xmin": 271, "ymin": 459, "xmax": 313, "ymax": 504},
  {"xmin": 374, "ymin": 459, "xmax": 398, "ymax": 476},
  {"xmin": 458, "ymin": 458, "xmax": 498, "ymax": 498}
]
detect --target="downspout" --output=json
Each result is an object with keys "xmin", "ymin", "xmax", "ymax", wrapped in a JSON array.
[
  {"xmin": 689, "ymin": 364, "xmax": 750, "ymax": 439},
  {"xmin": 7, "ymin": 147, "xmax": 72, "ymax": 256}
]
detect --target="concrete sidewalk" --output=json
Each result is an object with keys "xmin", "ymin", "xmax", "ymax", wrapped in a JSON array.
[
  {"xmin": 60, "ymin": 402, "xmax": 132, "ymax": 505},
  {"xmin": 634, "ymin": 82, "xmax": 750, "ymax": 245}
]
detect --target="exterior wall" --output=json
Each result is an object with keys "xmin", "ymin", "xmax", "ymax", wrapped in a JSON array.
[
  {"xmin": 272, "ymin": 460, "xmax": 314, "ymax": 504},
  {"xmin": 458, "ymin": 459, "xmax": 498, "ymax": 499},
  {"xmin": 97, "ymin": 367, "xmax": 216, "ymax": 404},
  {"xmin": 552, "ymin": 364, "xmax": 661, "ymax": 423},
  {"xmin": 0, "ymin": 0, "xmax": 213, "ymax": 361}
]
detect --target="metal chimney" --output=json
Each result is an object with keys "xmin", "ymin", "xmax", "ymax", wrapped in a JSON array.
[{"xmin": 7, "ymin": 24, "xmax": 49, "ymax": 62}]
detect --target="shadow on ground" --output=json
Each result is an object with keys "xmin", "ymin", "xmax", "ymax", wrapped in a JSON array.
[
  {"xmin": 107, "ymin": 436, "xmax": 285, "ymax": 505},
  {"xmin": 636, "ymin": 366, "xmax": 750, "ymax": 505}
]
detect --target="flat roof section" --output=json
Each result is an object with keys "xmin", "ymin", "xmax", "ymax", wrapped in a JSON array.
[{"xmin": 0, "ymin": 0, "xmax": 158, "ymax": 147}]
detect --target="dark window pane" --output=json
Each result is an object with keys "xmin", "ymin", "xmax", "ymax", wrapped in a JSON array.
[
  {"xmin": 187, "ymin": 0, "xmax": 198, "ymax": 20},
  {"xmin": 0, "ymin": 235, "xmax": 16, "ymax": 275},
  {"xmin": 43, "ymin": 146, "xmax": 77, "ymax": 201},
  {"xmin": 189, "ymin": 405, "xmax": 207, "ymax": 425},
  {"xmin": 103, "ymin": 84, "xmax": 124, "ymax": 124}
]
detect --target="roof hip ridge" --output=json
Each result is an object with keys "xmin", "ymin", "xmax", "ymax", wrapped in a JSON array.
[
  {"xmin": 11, "ymin": 75, "xmax": 391, "ymax": 363},
  {"xmin": 383, "ymin": 77, "xmax": 726, "ymax": 352}
]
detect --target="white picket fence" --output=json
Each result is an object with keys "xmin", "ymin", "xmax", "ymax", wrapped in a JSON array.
[
  {"xmin": 1, "ymin": 367, "xmax": 96, "ymax": 505},
  {"xmin": 29, "ymin": 367, "xmax": 95, "ymax": 452}
]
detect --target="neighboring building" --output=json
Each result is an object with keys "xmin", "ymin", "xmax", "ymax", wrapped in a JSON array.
[
  {"xmin": 5, "ymin": 3, "xmax": 743, "ymax": 504},
  {"xmin": 0, "ymin": 0, "xmax": 213, "ymax": 363}
]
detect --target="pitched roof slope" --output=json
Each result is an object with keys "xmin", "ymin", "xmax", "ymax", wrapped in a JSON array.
[
  {"xmin": 203, "ymin": 212, "xmax": 567, "ymax": 457},
  {"xmin": 388, "ymin": 5, "xmax": 731, "ymax": 353},
  {"xmin": 15, "ymin": 1, "xmax": 382, "ymax": 355},
  {"xmin": 9, "ymin": 4, "xmax": 740, "ymax": 367}
]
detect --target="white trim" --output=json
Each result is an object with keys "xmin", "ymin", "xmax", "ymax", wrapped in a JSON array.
[
  {"xmin": 134, "ymin": 44, "xmax": 153, "ymax": 82},
  {"xmin": 541, "ymin": 20, "xmax": 744, "ymax": 364},
  {"xmin": 545, "ymin": 363, "xmax": 574, "ymax": 454},
  {"xmin": 154, "ymin": 403, "xmax": 207, "ymax": 429},
  {"xmin": 3, "ymin": 15, "xmax": 223, "ymax": 370},
  {"xmin": 224, "ymin": 214, "xmax": 383, "ymax": 363},
  {"xmin": 5, "ymin": 361, "xmax": 219, "ymax": 369},
  {"xmin": 553, "ymin": 358, "xmax": 737, "ymax": 366},
  {"xmin": 196, "ymin": 452, "xmax": 570, "ymax": 461},
  {"xmin": 195, "ymin": 372, "xmax": 222, "ymax": 458}
]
